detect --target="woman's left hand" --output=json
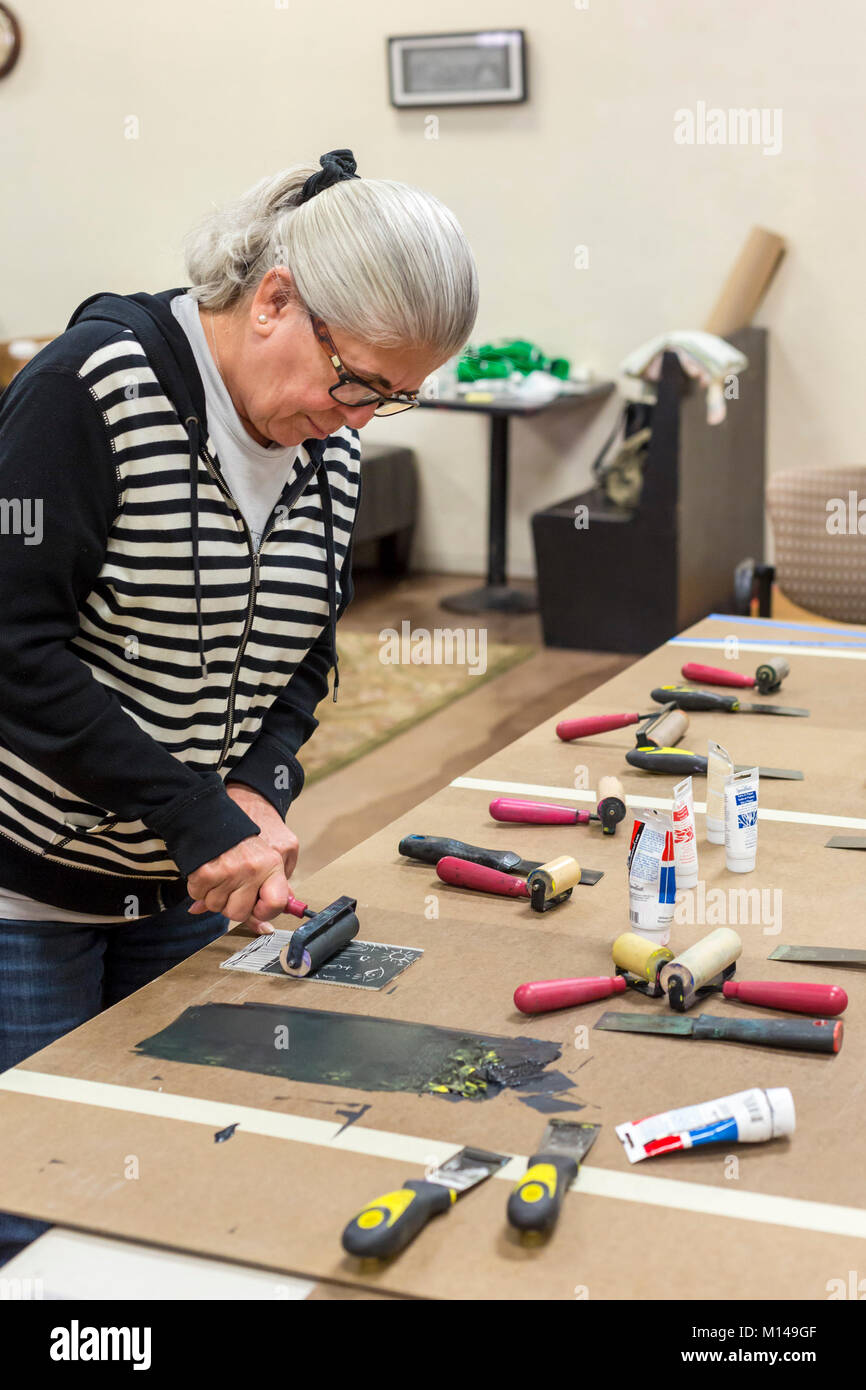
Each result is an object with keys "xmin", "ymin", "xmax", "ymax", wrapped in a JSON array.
[{"xmin": 191, "ymin": 782, "xmax": 300, "ymax": 933}]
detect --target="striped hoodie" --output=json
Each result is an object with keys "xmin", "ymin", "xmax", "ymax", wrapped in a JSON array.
[{"xmin": 0, "ymin": 288, "xmax": 360, "ymax": 916}]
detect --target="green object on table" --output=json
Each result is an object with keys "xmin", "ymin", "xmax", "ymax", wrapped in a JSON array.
[{"xmin": 458, "ymin": 338, "xmax": 572, "ymax": 383}]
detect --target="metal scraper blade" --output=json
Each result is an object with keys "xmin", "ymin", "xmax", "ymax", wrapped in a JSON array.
[
  {"xmin": 768, "ymin": 945, "xmax": 866, "ymax": 968},
  {"xmin": 427, "ymin": 1145, "xmax": 510, "ymax": 1195},
  {"xmin": 752, "ymin": 766, "xmax": 804, "ymax": 780},
  {"xmin": 593, "ymin": 1011, "xmax": 693, "ymax": 1036},
  {"xmin": 826, "ymin": 836, "xmax": 866, "ymax": 850},
  {"xmin": 538, "ymin": 1119, "xmax": 601, "ymax": 1163},
  {"xmin": 742, "ymin": 703, "xmax": 810, "ymax": 717}
]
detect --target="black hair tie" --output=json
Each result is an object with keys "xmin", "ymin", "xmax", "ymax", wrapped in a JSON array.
[{"xmin": 299, "ymin": 149, "xmax": 360, "ymax": 203}]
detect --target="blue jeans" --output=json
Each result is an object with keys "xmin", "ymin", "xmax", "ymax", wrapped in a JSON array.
[{"xmin": 0, "ymin": 898, "xmax": 228, "ymax": 1265}]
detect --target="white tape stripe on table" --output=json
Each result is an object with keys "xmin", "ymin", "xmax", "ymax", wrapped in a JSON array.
[
  {"xmin": 451, "ymin": 776, "xmax": 866, "ymax": 831},
  {"xmin": 668, "ymin": 638, "xmax": 866, "ymax": 661},
  {"xmin": 2, "ymin": 1068, "xmax": 864, "ymax": 1241}
]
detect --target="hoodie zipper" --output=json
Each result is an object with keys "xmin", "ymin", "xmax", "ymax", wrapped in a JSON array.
[{"xmin": 197, "ymin": 446, "xmax": 273, "ymax": 769}]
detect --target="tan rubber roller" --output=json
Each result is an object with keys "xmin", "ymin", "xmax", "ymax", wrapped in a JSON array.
[{"xmin": 527, "ymin": 854, "xmax": 582, "ymax": 898}]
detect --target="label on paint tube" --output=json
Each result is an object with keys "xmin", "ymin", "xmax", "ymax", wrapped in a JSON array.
[
  {"xmin": 672, "ymin": 775, "xmax": 698, "ymax": 890},
  {"xmin": 627, "ymin": 809, "xmax": 676, "ymax": 946},
  {"xmin": 725, "ymin": 767, "xmax": 759, "ymax": 873},
  {"xmin": 706, "ymin": 739, "xmax": 732, "ymax": 845},
  {"xmin": 615, "ymin": 1086, "xmax": 795, "ymax": 1163}
]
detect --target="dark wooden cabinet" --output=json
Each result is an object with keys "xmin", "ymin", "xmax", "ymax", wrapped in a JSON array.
[{"xmin": 531, "ymin": 328, "xmax": 767, "ymax": 653}]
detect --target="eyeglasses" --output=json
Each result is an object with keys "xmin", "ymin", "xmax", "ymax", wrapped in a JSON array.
[{"xmin": 308, "ymin": 313, "xmax": 419, "ymax": 416}]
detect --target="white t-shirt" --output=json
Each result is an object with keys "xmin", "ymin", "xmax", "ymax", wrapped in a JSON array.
[{"xmin": 0, "ymin": 295, "xmax": 300, "ymax": 924}]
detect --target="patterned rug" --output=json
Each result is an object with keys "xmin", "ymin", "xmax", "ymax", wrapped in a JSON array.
[{"xmin": 303, "ymin": 630, "xmax": 533, "ymax": 784}]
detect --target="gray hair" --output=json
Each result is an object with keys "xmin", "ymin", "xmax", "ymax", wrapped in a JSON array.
[{"xmin": 183, "ymin": 163, "xmax": 478, "ymax": 359}]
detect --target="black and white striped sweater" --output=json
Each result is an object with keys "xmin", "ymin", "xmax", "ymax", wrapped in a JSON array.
[{"xmin": 0, "ymin": 288, "xmax": 360, "ymax": 916}]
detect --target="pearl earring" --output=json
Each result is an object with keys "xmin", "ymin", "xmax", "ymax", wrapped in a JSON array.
[{"xmin": 258, "ymin": 314, "xmax": 268, "ymax": 323}]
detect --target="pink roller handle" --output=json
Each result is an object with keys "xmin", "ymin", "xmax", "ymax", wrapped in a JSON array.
[
  {"xmin": 436, "ymin": 856, "xmax": 528, "ymax": 898},
  {"xmin": 681, "ymin": 662, "xmax": 755, "ymax": 689},
  {"xmin": 284, "ymin": 894, "xmax": 309, "ymax": 918},
  {"xmin": 489, "ymin": 797, "xmax": 590, "ymax": 826},
  {"xmin": 723, "ymin": 980, "xmax": 848, "ymax": 1016},
  {"xmin": 514, "ymin": 977, "xmax": 626, "ymax": 1014},
  {"xmin": 556, "ymin": 713, "xmax": 640, "ymax": 741}
]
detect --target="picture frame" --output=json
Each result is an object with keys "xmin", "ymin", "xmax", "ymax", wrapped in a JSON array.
[{"xmin": 387, "ymin": 30, "xmax": 527, "ymax": 109}]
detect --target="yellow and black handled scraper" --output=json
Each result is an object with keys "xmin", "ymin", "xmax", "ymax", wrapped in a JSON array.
[
  {"xmin": 507, "ymin": 1120, "xmax": 601, "ymax": 1236},
  {"xmin": 341, "ymin": 1146, "xmax": 509, "ymax": 1260}
]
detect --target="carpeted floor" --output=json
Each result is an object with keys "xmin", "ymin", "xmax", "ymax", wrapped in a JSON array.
[{"xmin": 304, "ymin": 631, "xmax": 534, "ymax": 783}]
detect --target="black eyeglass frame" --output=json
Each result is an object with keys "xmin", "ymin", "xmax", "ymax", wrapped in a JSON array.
[{"xmin": 308, "ymin": 313, "xmax": 420, "ymax": 416}]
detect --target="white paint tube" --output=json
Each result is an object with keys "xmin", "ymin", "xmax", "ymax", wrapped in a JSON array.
[
  {"xmin": 672, "ymin": 775, "xmax": 698, "ymax": 889},
  {"xmin": 706, "ymin": 739, "xmax": 733, "ymax": 843},
  {"xmin": 616, "ymin": 1086, "xmax": 795, "ymax": 1164},
  {"xmin": 725, "ymin": 766, "xmax": 760, "ymax": 873},
  {"xmin": 627, "ymin": 809, "xmax": 676, "ymax": 946}
]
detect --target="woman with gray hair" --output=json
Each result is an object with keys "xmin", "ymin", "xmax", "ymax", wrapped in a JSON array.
[{"xmin": 0, "ymin": 149, "xmax": 478, "ymax": 1260}]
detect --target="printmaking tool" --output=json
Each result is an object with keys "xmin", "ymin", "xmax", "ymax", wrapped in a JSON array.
[
  {"xmin": 681, "ymin": 658, "xmax": 791, "ymax": 694},
  {"xmin": 769, "ymin": 945, "xmax": 866, "ymax": 968},
  {"xmin": 490, "ymin": 775, "xmax": 627, "ymax": 837},
  {"xmin": 436, "ymin": 854, "xmax": 582, "ymax": 912},
  {"xmin": 277, "ymin": 895, "xmax": 360, "ymax": 977},
  {"xmin": 594, "ymin": 1010, "xmax": 843, "ymax": 1054},
  {"xmin": 826, "ymin": 836, "xmax": 866, "ymax": 850},
  {"xmin": 612, "ymin": 931, "xmax": 675, "ymax": 996},
  {"xmin": 716, "ymin": 980, "xmax": 847, "ymax": 1017},
  {"xmin": 397, "ymin": 834, "xmax": 603, "ymax": 886},
  {"xmin": 341, "ymin": 1146, "xmax": 509, "ymax": 1259},
  {"xmin": 651, "ymin": 685, "xmax": 809, "ymax": 718},
  {"xmin": 507, "ymin": 1120, "xmax": 600, "ymax": 1236},
  {"xmin": 659, "ymin": 927, "xmax": 742, "ymax": 1011},
  {"xmin": 626, "ymin": 746, "xmax": 803, "ymax": 779},
  {"xmin": 514, "ymin": 976, "xmax": 626, "ymax": 1013},
  {"xmin": 513, "ymin": 932, "xmax": 679, "ymax": 1013},
  {"xmin": 556, "ymin": 702, "xmax": 688, "ymax": 746}
]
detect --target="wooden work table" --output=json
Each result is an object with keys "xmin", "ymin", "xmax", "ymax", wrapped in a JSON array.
[{"xmin": 1, "ymin": 613, "xmax": 864, "ymax": 1300}]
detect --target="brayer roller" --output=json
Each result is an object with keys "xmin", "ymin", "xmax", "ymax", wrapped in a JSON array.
[
  {"xmin": 659, "ymin": 928, "xmax": 742, "ymax": 1011},
  {"xmin": 612, "ymin": 931, "xmax": 675, "ymax": 997},
  {"xmin": 681, "ymin": 658, "xmax": 791, "ymax": 695},
  {"xmin": 278, "ymin": 894, "xmax": 359, "ymax": 977},
  {"xmin": 436, "ymin": 854, "xmax": 582, "ymax": 912},
  {"xmin": 490, "ymin": 775, "xmax": 627, "ymax": 836},
  {"xmin": 556, "ymin": 703, "xmax": 688, "ymax": 745}
]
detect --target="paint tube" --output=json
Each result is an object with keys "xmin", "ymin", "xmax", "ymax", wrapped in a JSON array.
[
  {"xmin": 615, "ymin": 1086, "xmax": 795, "ymax": 1164},
  {"xmin": 627, "ymin": 809, "xmax": 676, "ymax": 946},
  {"xmin": 706, "ymin": 739, "xmax": 733, "ymax": 843},
  {"xmin": 671, "ymin": 775, "xmax": 698, "ymax": 890},
  {"xmin": 725, "ymin": 766, "xmax": 760, "ymax": 873}
]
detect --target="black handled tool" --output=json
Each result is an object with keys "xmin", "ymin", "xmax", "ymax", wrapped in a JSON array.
[
  {"xmin": 341, "ymin": 1146, "xmax": 509, "ymax": 1259},
  {"xmin": 398, "ymin": 834, "xmax": 603, "ymax": 886},
  {"xmin": 507, "ymin": 1121, "xmax": 600, "ymax": 1236},
  {"xmin": 625, "ymin": 746, "xmax": 804, "ymax": 780},
  {"xmin": 594, "ymin": 1010, "xmax": 842, "ymax": 1054},
  {"xmin": 651, "ymin": 685, "xmax": 809, "ymax": 717}
]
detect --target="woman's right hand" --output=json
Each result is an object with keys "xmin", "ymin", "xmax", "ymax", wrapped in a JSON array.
[{"xmin": 187, "ymin": 835, "xmax": 290, "ymax": 924}]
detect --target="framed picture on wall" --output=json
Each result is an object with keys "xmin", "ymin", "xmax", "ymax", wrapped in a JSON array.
[{"xmin": 387, "ymin": 30, "xmax": 527, "ymax": 108}]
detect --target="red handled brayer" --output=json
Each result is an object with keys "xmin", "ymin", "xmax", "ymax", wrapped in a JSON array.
[
  {"xmin": 490, "ymin": 775, "xmax": 627, "ymax": 836},
  {"xmin": 681, "ymin": 658, "xmax": 791, "ymax": 695},
  {"xmin": 557, "ymin": 704, "xmax": 689, "ymax": 749},
  {"xmin": 398, "ymin": 835, "xmax": 603, "ymax": 886},
  {"xmin": 436, "ymin": 855, "xmax": 582, "ymax": 913}
]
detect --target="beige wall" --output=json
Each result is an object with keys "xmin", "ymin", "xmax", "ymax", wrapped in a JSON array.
[{"xmin": 3, "ymin": 1, "xmax": 862, "ymax": 575}]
